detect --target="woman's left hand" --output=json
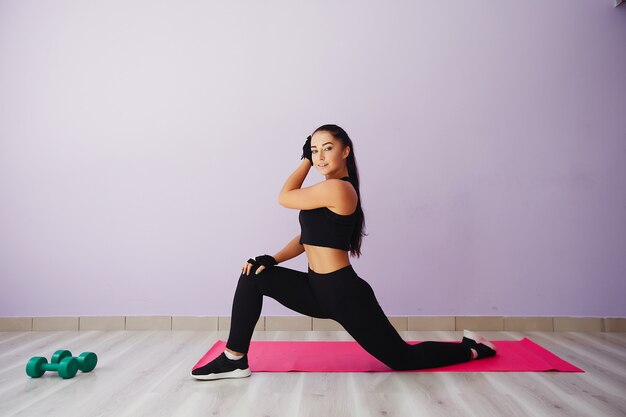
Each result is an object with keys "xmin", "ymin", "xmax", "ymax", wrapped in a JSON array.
[{"xmin": 301, "ymin": 135, "xmax": 313, "ymax": 166}]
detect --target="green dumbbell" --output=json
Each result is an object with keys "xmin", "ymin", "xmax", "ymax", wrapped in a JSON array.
[
  {"xmin": 26, "ymin": 356, "xmax": 78, "ymax": 379},
  {"xmin": 51, "ymin": 350, "xmax": 97, "ymax": 373}
]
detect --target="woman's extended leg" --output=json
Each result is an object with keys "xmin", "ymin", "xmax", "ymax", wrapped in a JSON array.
[
  {"xmin": 226, "ymin": 265, "xmax": 329, "ymax": 354},
  {"xmin": 308, "ymin": 265, "xmax": 472, "ymax": 370}
]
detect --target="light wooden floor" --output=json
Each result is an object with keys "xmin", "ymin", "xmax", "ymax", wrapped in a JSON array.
[{"xmin": 0, "ymin": 330, "xmax": 624, "ymax": 417}]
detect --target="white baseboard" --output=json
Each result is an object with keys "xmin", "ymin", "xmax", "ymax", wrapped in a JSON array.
[{"xmin": 1, "ymin": 316, "xmax": 624, "ymax": 332}]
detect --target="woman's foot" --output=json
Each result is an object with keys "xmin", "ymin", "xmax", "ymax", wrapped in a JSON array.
[
  {"xmin": 462, "ymin": 330, "xmax": 497, "ymax": 359},
  {"xmin": 191, "ymin": 351, "xmax": 251, "ymax": 380}
]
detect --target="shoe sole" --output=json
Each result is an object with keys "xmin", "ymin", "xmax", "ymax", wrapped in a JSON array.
[
  {"xmin": 191, "ymin": 368, "xmax": 251, "ymax": 381},
  {"xmin": 463, "ymin": 330, "xmax": 496, "ymax": 351}
]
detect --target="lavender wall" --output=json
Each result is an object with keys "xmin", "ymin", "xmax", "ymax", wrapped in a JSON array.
[{"xmin": 1, "ymin": 0, "xmax": 625, "ymax": 318}]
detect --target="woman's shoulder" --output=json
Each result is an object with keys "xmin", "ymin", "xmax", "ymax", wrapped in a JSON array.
[
  {"xmin": 322, "ymin": 177, "xmax": 355, "ymax": 194},
  {"xmin": 323, "ymin": 177, "xmax": 358, "ymax": 214}
]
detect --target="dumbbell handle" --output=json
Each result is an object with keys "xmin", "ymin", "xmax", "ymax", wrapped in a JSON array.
[{"xmin": 42, "ymin": 362, "xmax": 68, "ymax": 371}]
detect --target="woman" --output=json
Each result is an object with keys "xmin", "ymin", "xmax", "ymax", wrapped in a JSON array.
[{"xmin": 192, "ymin": 124, "xmax": 496, "ymax": 380}]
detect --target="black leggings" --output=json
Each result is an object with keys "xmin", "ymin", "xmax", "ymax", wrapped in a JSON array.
[{"xmin": 226, "ymin": 264, "xmax": 472, "ymax": 370}]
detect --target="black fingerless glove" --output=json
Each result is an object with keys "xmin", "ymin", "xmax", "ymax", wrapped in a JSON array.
[
  {"xmin": 301, "ymin": 135, "xmax": 313, "ymax": 166},
  {"xmin": 247, "ymin": 255, "xmax": 278, "ymax": 272}
]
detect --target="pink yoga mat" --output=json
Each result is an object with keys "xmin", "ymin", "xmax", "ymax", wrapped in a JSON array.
[{"xmin": 192, "ymin": 338, "xmax": 584, "ymax": 373}]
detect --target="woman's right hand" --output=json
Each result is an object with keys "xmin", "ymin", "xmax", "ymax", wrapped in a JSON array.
[
  {"xmin": 242, "ymin": 255, "xmax": 278, "ymax": 276},
  {"xmin": 242, "ymin": 260, "xmax": 253, "ymax": 276}
]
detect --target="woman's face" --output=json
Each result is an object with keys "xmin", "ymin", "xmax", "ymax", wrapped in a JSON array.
[{"xmin": 310, "ymin": 131, "xmax": 350, "ymax": 176}]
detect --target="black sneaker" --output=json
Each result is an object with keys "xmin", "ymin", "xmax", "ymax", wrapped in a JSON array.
[
  {"xmin": 461, "ymin": 330, "xmax": 497, "ymax": 359},
  {"xmin": 191, "ymin": 352, "xmax": 251, "ymax": 380}
]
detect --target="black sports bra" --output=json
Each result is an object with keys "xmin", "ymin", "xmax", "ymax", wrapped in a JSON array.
[{"xmin": 298, "ymin": 177, "xmax": 358, "ymax": 251}]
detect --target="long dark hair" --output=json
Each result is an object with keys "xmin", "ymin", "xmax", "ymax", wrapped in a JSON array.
[{"xmin": 312, "ymin": 124, "xmax": 367, "ymax": 258}]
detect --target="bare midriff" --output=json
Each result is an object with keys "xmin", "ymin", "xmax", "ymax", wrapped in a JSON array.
[{"xmin": 304, "ymin": 244, "xmax": 351, "ymax": 274}]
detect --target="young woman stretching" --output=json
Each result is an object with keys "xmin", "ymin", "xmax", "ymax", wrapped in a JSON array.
[{"xmin": 192, "ymin": 124, "xmax": 497, "ymax": 380}]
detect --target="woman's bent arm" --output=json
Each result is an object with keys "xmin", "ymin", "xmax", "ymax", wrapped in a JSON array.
[
  {"xmin": 272, "ymin": 234, "xmax": 305, "ymax": 264},
  {"xmin": 278, "ymin": 160, "xmax": 311, "ymax": 205}
]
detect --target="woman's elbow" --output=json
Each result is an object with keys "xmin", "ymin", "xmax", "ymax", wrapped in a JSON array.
[
  {"xmin": 278, "ymin": 193, "xmax": 285, "ymax": 207},
  {"xmin": 278, "ymin": 193, "xmax": 298, "ymax": 209}
]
